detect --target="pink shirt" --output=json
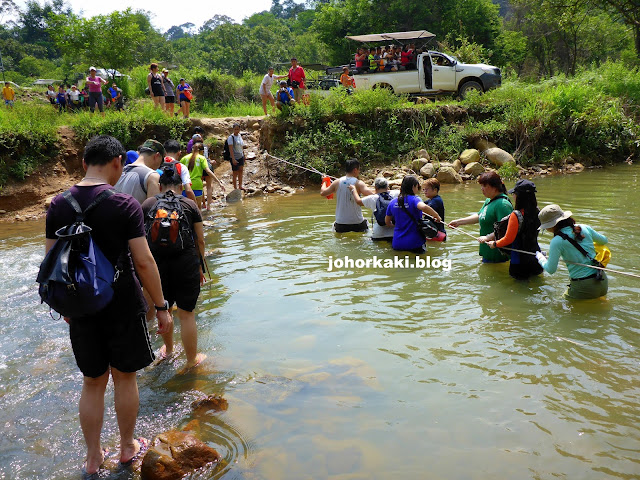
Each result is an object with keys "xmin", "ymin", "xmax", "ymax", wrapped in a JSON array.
[{"xmin": 86, "ymin": 76, "xmax": 105, "ymax": 93}]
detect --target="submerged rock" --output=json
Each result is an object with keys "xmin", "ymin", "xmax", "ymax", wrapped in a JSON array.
[
  {"xmin": 226, "ymin": 189, "xmax": 243, "ymax": 203},
  {"xmin": 141, "ymin": 431, "xmax": 221, "ymax": 480},
  {"xmin": 191, "ymin": 395, "xmax": 229, "ymax": 412}
]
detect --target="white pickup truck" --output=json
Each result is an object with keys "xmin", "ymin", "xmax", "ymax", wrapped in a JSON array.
[{"xmin": 331, "ymin": 50, "xmax": 502, "ymax": 98}]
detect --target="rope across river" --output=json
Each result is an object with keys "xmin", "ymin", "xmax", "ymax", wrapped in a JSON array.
[
  {"xmin": 447, "ymin": 224, "xmax": 640, "ymax": 279},
  {"xmin": 266, "ymin": 152, "xmax": 337, "ymax": 180}
]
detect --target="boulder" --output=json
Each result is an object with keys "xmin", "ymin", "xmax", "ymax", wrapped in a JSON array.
[
  {"xmin": 225, "ymin": 189, "xmax": 243, "ymax": 203},
  {"xmin": 572, "ymin": 162, "xmax": 585, "ymax": 172},
  {"xmin": 472, "ymin": 138, "xmax": 497, "ymax": 152},
  {"xmin": 411, "ymin": 157, "xmax": 429, "ymax": 172},
  {"xmin": 45, "ymin": 196, "xmax": 55, "ymax": 209},
  {"xmin": 459, "ymin": 149, "xmax": 480, "ymax": 165},
  {"xmin": 388, "ymin": 179, "xmax": 403, "ymax": 187},
  {"xmin": 381, "ymin": 171, "xmax": 394, "ymax": 178},
  {"xmin": 416, "ymin": 148, "xmax": 429, "ymax": 159},
  {"xmin": 141, "ymin": 431, "xmax": 221, "ymax": 480},
  {"xmin": 419, "ymin": 163, "xmax": 435, "ymax": 178},
  {"xmin": 281, "ymin": 186, "xmax": 296, "ymax": 194},
  {"xmin": 251, "ymin": 121, "xmax": 261, "ymax": 130},
  {"xmin": 452, "ymin": 159, "xmax": 462, "ymax": 172},
  {"xmin": 484, "ymin": 148, "xmax": 515, "ymax": 167},
  {"xmin": 436, "ymin": 166, "xmax": 463, "ymax": 184},
  {"xmin": 436, "ymin": 162, "xmax": 453, "ymax": 171},
  {"xmin": 464, "ymin": 162, "xmax": 485, "ymax": 177}
]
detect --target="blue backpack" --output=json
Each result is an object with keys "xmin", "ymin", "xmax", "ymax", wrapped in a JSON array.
[
  {"xmin": 36, "ymin": 189, "xmax": 118, "ymax": 318},
  {"xmin": 374, "ymin": 191, "xmax": 393, "ymax": 226}
]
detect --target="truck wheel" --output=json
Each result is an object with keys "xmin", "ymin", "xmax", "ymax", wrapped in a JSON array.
[{"xmin": 459, "ymin": 81, "xmax": 483, "ymax": 99}]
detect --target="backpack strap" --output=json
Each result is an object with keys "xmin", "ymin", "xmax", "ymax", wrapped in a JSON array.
[
  {"xmin": 399, "ymin": 196, "xmax": 429, "ymax": 240},
  {"xmin": 123, "ymin": 164, "xmax": 148, "ymax": 193},
  {"xmin": 556, "ymin": 231, "xmax": 596, "ymax": 263},
  {"xmin": 62, "ymin": 189, "xmax": 114, "ymax": 222}
]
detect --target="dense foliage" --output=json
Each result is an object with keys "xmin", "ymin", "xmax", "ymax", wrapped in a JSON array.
[{"xmin": 271, "ymin": 62, "xmax": 640, "ymax": 177}]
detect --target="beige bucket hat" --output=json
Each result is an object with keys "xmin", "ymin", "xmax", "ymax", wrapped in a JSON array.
[{"xmin": 538, "ymin": 204, "xmax": 572, "ymax": 230}]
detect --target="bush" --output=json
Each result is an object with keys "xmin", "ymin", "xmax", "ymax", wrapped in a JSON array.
[{"xmin": 0, "ymin": 104, "xmax": 60, "ymax": 186}]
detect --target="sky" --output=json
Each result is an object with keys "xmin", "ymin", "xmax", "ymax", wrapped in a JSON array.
[{"xmin": 14, "ymin": 0, "xmax": 293, "ymax": 33}]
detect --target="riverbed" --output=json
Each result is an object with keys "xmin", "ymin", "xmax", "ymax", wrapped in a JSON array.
[{"xmin": 1, "ymin": 165, "xmax": 638, "ymax": 479}]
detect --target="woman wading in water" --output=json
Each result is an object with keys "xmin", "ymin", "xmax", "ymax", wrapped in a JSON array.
[{"xmin": 535, "ymin": 204, "xmax": 609, "ymax": 299}]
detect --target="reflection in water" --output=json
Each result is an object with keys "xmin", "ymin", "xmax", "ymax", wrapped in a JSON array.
[{"xmin": 0, "ymin": 166, "xmax": 639, "ymax": 479}]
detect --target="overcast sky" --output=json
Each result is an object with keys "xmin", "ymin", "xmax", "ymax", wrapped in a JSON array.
[{"xmin": 14, "ymin": 0, "xmax": 291, "ymax": 32}]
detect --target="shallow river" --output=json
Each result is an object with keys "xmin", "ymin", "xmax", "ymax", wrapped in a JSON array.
[{"xmin": 1, "ymin": 165, "xmax": 639, "ymax": 480}]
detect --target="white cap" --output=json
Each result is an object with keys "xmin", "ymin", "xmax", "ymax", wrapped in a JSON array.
[{"xmin": 89, "ymin": 66, "xmax": 96, "ymax": 71}]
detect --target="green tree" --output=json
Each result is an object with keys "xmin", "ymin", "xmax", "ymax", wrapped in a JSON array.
[{"xmin": 50, "ymin": 9, "xmax": 167, "ymax": 79}]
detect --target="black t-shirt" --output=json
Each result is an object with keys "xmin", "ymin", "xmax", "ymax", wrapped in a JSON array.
[{"xmin": 46, "ymin": 184, "xmax": 146, "ymax": 312}]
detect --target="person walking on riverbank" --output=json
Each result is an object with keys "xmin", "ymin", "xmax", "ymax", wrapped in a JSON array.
[
  {"xmin": 176, "ymin": 79, "xmax": 192, "ymax": 118},
  {"xmin": 142, "ymin": 167, "xmax": 207, "ymax": 369},
  {"xmin": 321, "ymin": 158, "xmax": 375, "ymax": 233},
  {"xmin": 147, "ymin": 63, "xmax": 166, "ymax": 110},
  {"xmin": 449, "ymin": 171, "xmax": 513, "ymax": 263},
  {"xmin": 227, "ymin": 124, "xmax": 247, "ymax": 191},
  {"xmin": 288, "ymin": 58, "xmax": 306, "ymax": 104},
  {"xmin": 86, "ymin": 67, "xmax": 107, "ymax": 116},
  {"xmin": 260, "ymin": 67, "xmax": 286, "ymax": 115},
  {"xmin": 2, "ymin": 82, "xmax": 15, "ymax": 108},
  {"xmin": 45, "ymin": 135, "xmax": 171, "ymax": 476},
  {"xmin": 536, "ymin": 204, "xmax": 609, "ymax": 299},
  {"xmin": 162, "ymin": 69, "xmax": 176, "ymax": 116}
]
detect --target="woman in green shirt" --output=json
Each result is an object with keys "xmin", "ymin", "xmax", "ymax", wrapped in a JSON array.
[
  {"xmin": 449, "ymin": 171, "xmax": 513, "ymax": 263},
  {"xmin": 180, "ymin": 142, "xmax": 221, "ymax": 209}
]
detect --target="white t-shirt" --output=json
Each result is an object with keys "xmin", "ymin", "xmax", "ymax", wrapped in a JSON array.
[
  {"xmin": 259, "ymin": 74, "xmax": 275, "ymax": 95},
  {"xmin": 362, "ymin": 190, "xmax": 399, "ymax": 239},
  {"xmin": 227, "ymin": 134, "xmax": 244, "ymax": 160},
  {"xmin": 68, "ymin": 90, "xmax": 80, "ymax": 101}
]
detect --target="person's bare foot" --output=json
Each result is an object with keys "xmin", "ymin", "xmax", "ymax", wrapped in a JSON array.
[
  {"xmin": 120, "ymin": 437, "xmax": 148, "ymax": 466},
  {"xmin": 158, "ymin": 344, "xmax": 173, "ymax": 360},
  {"xmin": 83, "ymin": 448, "xmax": 106, "ymax": 475},
  {"xmin": 180, "ymin": 353, "xmax": 206, "ymax": 373}
]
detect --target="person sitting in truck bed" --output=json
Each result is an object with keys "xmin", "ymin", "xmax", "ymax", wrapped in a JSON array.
[
  {"xmin": 407, "ymin": 44, "xmax": 417, "ymax": 70},
  {"xmin": 400, "ymin": 45, "xmax": 411, "ymax": 70},
  {"xmin": 368, "ymin": 49, "xmax": 379, "ymax": 72},
  {"xmin": 354, "ymin": 48, "xmax": 366, "ymax": 74},
  {"xmin": 383, "ymin": 47, "xmax": 398, "ymax": 72}
]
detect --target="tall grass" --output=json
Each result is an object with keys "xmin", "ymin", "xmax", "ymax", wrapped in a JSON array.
[
  {"xmin": 0, "ymin": 103, "xmax": 61, "ymax": 186},
  {"xmin": 69, "ymin": 103, "xmax": 191, "ymax": 149},
  {"xmin": 197, "ymin": 100, "xmax": 264, "ymax": 118}
]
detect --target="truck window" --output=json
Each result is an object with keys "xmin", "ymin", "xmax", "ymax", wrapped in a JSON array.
[{"xmin": 432, "ymin": 55, "xmax": 453, "ymax": 67}]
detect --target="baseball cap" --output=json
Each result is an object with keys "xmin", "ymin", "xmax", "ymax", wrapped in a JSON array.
[
  {"xmin": 139, "ymin": 139, "xmax": 166, "ymax": 156},
  {"xmin": 89, "ymin": 66, "xmax": 96, "ymax": 71},
  {"xmin": 508, "ymin": 179, "xmax": 537, "ymax": 194}
]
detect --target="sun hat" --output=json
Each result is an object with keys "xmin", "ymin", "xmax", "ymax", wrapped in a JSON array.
[
  {"xmin": 139, "ymin": 139, "xmax": 166, "ymax": 156},
  {"xmin": 508, "ymin": 179, "xmax": 537, "ymax": 194},
  {"xmin": 538, "ymin": 204, "xmax": 572, "ymax": 230},
  {"xmin": 162, "ymin": 68, "xmax": 169, "ymax": 73}
]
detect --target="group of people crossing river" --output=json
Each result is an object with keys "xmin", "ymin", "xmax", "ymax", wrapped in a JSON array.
[
  {"xmin": 321, "ymin": 158, "xmax": 611, "ymax": 301},
  {"xmin": 40, "ymin": 135, "xmax": 614, "ymax": 478}
]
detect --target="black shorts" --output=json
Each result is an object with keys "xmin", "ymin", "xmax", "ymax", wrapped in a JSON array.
[
  {"xmin": 181, "ymin": 97, "xmax": 190, "ymax": 103},
  {"xmin": 230, "ymin": 156, "xmax": 245, "ymax": 171},
  {"xmin": 69, "ymin": 296, "xmax": 154, "ymax": 378},
  {"xmin": 165, "ymin": 95, "xmax": 175, "ymax": 104},
  {"xmin": 334, "ymin": 220, "xmax": 368, "ymax": 233},
  {"xmin": 201, "ymin": 160, "xmax": 213, "ymax": 178},
  {"xmin": 151, "ymin": 85, "xmax": 164, "ymax": 97},
  {"xmin": 155, "ymin": 251, "xmax": 201, "ymax": 312}
]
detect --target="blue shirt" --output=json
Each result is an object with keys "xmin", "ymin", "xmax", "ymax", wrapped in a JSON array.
[
  {"xmin": 56, "ymin": 92, "xmax": 66, "ymax": 104},
  {"xmin": 278, "ymin": 87, "xmax": 294, "ymax": 104},
  {"xmin": 386, "ymin": 195, "xmax": 425, "ymax": 251},
  {"xmin": 539, "ymin": 224, "xmax": 608, "ymax": 279}
]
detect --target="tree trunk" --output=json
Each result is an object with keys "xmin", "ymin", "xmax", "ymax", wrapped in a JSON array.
[{"xmin": 635, "ymin": 24, "xmax": 640, "ymax": 59}]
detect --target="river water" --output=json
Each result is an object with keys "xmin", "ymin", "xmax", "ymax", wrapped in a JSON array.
[{"xmin": 1, "ymin": 165, "xmax": 638, "ymax": 479}]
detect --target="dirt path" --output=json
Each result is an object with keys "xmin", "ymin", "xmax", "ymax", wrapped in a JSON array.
[{"xmin": 0, "ymin": 116, "xmax": 298, "ymax": 222}]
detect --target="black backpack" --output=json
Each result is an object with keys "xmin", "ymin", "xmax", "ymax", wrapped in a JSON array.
[
  {"xmin": 493, "ymin": 210, "xmax": 523, "ymax": 254},
  {"xmin": 223, "ymin": 135, "xmax": 235, "ymax": 161},
  {"xmin": 145, "ymin": 190, "xmax": 193, "ymax": 253},
  {"xmin": 374, "ymin": 191, "xmax": 393, "ymax": 226},
  {"xmin": 36, "ymin": 189, "xmax": 117, "ymax": 318}
]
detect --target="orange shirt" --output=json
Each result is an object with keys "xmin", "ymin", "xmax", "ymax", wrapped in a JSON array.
[{"xmin": 495, "ymin": 210, "xmax": 521, "ymax": 248}]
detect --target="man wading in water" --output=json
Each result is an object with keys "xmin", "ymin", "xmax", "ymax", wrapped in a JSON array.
[
  {"xmin": 321, "ymin": 158, "xmax": 375, "ymax": 232},
  {"xmin": 45, "ymin": 136, "xmax": 171, "ymax": 476}
]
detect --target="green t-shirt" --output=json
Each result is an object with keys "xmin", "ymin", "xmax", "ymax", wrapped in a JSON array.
[
  {"xmin": 180, "ymin": 153, "xmax": 207, "ymax": 190},
  {"xmin": 478, "ymin": 193, "xmax": 513, "ymax": 262}
]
